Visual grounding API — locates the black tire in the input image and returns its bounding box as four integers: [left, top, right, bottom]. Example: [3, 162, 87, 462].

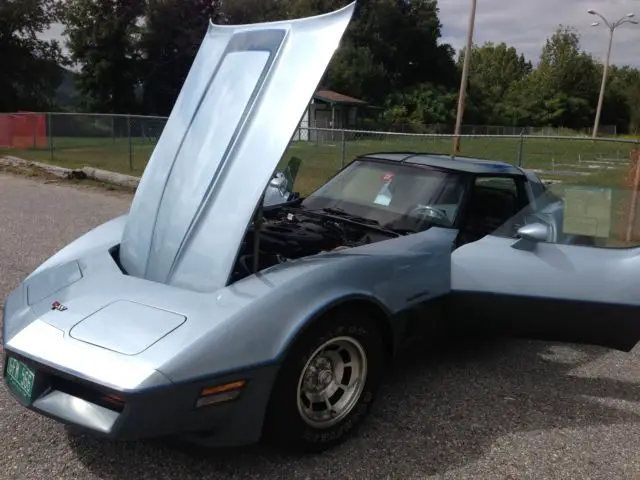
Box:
[262, 308, 385, 453]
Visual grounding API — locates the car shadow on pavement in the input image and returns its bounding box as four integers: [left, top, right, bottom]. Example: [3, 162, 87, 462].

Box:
[66, 336, 640, 479]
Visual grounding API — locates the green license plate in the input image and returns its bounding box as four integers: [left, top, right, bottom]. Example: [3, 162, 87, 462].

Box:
[6, 357, 36, 404]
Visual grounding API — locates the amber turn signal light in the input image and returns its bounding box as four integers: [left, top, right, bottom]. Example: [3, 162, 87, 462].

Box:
[196, 380, 246, 408]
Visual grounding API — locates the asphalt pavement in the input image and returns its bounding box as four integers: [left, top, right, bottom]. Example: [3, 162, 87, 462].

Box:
[1, 172, 640, 480]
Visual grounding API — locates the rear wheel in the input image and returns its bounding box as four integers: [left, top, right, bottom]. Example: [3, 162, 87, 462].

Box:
[263, 309, 385, 453]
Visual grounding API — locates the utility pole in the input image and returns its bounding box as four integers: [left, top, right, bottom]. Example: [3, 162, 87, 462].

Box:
[452, 0, 477, 154]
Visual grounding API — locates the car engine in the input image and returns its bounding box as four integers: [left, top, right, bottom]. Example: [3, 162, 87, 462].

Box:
[230, 207, 394, 282]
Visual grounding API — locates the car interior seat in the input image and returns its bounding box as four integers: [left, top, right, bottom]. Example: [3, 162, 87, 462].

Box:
[458, 186, 519, 244]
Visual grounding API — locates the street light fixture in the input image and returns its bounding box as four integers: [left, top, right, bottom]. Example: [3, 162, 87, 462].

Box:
[588, 9, 638, 138]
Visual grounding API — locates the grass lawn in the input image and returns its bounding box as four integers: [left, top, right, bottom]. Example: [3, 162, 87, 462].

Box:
[1, 134, 638, 195]
[3, 134, 640, 246]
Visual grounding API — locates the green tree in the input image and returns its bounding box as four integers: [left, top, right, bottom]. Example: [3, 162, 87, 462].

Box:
[599, 65, 640, 133]
[459, 42, 532, 124]
[0, 0, 64, 111]
[218, 0, 288, 23]
[58, 0, 145, 113]
[348, 0, 457, 101]
[287, 0, 457, 104]
[285, 0, 346, 17]
[500, 26, 599, 128]
[628, 82, 640, 134]
[319, 39, 388, 102]
[532, 25, 599, 127]
[383, 82, 458, 131]
[139, 0, 224, 116]
[538, 26, 598, 98]
[139, 0, 302, 116]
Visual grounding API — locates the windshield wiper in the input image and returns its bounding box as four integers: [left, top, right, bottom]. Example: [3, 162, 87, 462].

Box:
[316, 208, 402, 237]
[321, 208, 428, 236]
[320, 207, 379, 225]
[292, 206, 404, 237]
[321, 207, 349, 215]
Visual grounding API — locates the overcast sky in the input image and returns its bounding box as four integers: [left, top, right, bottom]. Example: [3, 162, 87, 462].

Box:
[40, 0, 640, 68]
[439, 0, 640, 67]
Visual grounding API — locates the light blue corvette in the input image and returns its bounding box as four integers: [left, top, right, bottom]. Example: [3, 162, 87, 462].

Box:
[4, 2, 640, 454]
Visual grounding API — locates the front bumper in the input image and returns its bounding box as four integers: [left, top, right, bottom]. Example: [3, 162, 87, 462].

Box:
[2, 350, 279, 447]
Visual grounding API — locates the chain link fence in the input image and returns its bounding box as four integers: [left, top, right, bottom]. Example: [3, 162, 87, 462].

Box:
[0, 112, 166, 175]
[290, 127, 639, 193]
[302, 118, 617, 136]
[0, 112, 637, 194]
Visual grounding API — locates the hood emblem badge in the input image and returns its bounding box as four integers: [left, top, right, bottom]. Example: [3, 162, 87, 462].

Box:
[51, 301, 68, 311]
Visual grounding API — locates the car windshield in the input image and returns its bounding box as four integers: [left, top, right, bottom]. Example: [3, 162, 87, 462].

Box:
[300, 159, 467, 232]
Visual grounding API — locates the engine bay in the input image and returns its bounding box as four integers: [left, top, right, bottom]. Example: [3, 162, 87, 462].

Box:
[230, 206, 400, 282]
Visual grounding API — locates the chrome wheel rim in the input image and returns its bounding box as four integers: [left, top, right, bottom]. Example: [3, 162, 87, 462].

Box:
[296, 336, 368, 429]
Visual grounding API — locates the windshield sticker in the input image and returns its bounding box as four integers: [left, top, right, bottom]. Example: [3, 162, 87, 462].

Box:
[562, 186, 612, 237]
[374, 177, 394, 206]
[381, 172, 395, 182]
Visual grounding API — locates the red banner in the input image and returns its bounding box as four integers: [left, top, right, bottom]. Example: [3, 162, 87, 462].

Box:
[0, 112, 47, 149]
[0, 115, 11, 148]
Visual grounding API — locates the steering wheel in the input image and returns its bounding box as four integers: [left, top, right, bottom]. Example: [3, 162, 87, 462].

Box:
[408, 205, 449, 225]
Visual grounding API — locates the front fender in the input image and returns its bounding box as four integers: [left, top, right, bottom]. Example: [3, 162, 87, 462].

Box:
[159, 227, 456, 383]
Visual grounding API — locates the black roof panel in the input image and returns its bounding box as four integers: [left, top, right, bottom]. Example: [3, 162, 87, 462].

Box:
[361, 152, 524, 176]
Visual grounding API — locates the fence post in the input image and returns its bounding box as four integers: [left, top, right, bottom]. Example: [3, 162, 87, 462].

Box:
[340, 129, 346, 169]
[32, 114, 37, 149]
[48, 113, 54, 162]
[517, 128, 524, 167]
[127, 115, 133, 171]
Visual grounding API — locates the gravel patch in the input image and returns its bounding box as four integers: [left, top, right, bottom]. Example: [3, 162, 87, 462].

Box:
[1, 172, 639, 479]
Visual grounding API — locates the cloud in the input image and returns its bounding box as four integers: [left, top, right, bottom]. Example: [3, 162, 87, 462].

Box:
[438, 0, 640, 67]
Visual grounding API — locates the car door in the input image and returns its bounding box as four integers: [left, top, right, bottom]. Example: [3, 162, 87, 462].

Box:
[450, 182, 640, 352]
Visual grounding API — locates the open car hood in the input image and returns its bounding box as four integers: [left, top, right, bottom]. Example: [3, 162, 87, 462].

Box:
[119, 3, 356, 292]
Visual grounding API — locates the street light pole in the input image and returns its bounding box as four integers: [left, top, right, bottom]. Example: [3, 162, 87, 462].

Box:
[592, 27, 614, 139]
[588, 10, 638, 138]
[452, 0, 477, 154]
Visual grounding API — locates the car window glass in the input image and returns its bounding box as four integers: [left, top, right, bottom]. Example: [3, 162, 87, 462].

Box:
[302, 160, 467, 231]
[474, 176, 518, 194]
[459, 176, 521, 243]
[490, 183, 640, 248]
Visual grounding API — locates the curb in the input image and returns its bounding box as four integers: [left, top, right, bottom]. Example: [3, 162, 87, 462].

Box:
[0, 156, 140, 189]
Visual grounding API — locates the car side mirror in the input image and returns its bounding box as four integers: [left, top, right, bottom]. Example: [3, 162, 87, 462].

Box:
[263, 172, 292, 207]
[511, 223, 549, 251]
[269, 175, 286, 189]
[518, 223, 548, 241]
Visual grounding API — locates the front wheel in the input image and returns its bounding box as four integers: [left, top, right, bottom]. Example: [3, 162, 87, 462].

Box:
[262, 310, 385, 453]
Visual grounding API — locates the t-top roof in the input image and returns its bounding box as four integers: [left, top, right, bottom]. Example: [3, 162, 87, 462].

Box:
[360, 152, 524, 176]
